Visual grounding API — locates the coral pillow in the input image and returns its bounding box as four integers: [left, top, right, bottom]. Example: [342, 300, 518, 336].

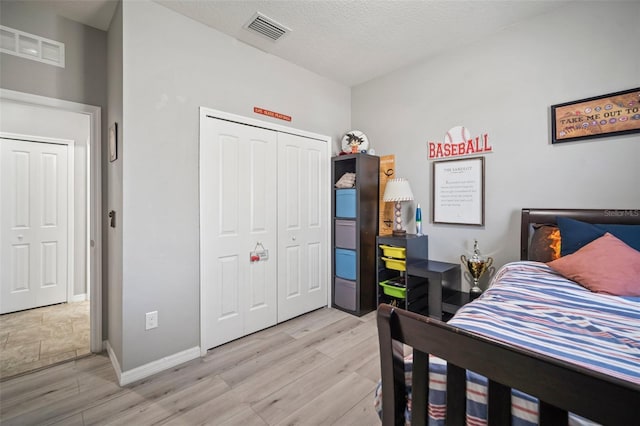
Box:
[547, 233, 640, 296]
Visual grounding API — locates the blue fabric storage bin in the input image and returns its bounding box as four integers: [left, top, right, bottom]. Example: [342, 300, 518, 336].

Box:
[335, 248, 356, 280]
[336, 189, 356, 218]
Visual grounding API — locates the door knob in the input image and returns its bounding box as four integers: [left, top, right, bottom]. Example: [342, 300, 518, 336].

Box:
[17, 235, 23, 240]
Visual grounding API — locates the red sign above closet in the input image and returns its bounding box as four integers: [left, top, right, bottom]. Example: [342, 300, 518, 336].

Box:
[254, 107, 291, 122]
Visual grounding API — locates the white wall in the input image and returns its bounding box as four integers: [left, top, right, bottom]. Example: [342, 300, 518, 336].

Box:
[352, 1, 640, 290]
[119, 0, 350, 371]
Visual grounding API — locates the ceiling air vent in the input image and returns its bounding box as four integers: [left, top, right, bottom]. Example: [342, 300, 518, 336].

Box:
[244, 12, 291, 42]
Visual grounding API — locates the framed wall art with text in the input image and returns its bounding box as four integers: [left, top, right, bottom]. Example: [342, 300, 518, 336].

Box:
[551, 88, 640, 144]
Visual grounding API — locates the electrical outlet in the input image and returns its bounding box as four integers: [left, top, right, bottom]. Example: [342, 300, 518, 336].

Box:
[145, 311, 158, 330]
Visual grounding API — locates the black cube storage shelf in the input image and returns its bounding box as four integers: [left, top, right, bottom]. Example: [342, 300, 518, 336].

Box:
[376, 234, 430, 316]
[331, 154, 380, 316]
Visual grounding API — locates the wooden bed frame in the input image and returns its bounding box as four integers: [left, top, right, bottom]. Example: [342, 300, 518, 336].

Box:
[377, 208, 640, 425]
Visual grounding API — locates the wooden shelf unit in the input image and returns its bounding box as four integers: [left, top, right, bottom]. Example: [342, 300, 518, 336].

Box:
[331, 154, 379, 316]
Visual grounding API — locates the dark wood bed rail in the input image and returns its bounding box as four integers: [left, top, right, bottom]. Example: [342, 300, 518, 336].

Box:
[377, 303, 640, 426]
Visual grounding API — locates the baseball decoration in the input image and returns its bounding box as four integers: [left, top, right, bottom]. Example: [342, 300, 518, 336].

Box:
[444, 126, 471, 145]
[428, 125, 493, 160]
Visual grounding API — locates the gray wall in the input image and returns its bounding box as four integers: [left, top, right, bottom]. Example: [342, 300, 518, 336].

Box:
[0, 1, 106, 109]
[118, 0, 350, 371]
[352, 0, 640, 290]
[106, 1, 123, 365]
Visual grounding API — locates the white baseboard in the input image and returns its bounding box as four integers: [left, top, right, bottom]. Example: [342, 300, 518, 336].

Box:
[104, 341, 123, 385]
[105, 344, 201, 386]
[69, 293, 87, 303]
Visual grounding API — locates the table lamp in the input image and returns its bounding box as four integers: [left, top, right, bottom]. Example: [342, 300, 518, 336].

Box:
[383, 178, 414, 236]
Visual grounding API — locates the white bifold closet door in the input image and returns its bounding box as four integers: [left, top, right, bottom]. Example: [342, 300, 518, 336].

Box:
[277, 132, 328, 322]
[1, 139, 68, 314]
[200, 115, 328, 350]
[201, 118, 279, 349]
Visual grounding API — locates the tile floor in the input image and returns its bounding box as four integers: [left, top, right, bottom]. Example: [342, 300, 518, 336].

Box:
[0, 301, 90, 379]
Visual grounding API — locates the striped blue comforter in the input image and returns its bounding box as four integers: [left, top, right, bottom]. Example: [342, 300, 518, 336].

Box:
[451, 261, 640, 385]
[375, 261, 640, 425]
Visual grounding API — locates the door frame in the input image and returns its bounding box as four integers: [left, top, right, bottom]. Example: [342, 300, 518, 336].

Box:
[0, 134, 75, 309]
[0, 89, 103, 353]
[198, 107, 332, 355]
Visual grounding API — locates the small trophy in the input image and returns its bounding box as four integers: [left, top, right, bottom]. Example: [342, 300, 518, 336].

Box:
[461, 239, 494, 299]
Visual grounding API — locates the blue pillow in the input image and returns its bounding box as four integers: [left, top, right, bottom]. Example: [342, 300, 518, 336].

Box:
[557, 217, 604, 256]
[599, 223, 640, 251]
[557, 217, 640, 256]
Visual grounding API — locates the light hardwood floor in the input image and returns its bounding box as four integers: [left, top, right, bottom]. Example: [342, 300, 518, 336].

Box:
[0, 307, 382, 425]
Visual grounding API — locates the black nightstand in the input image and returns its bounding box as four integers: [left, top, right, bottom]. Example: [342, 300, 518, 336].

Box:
[407, 259, 466, 320]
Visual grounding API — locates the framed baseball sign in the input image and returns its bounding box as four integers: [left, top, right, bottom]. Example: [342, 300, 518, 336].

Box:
[551, 88, 640, 144]
[432, 156, 485, 226]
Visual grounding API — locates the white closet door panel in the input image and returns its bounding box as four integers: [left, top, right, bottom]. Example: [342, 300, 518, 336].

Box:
[306, 242, 322, 292]
[201, 117, 277, 350]
[243, 133, 277, 335]
[218, 134, 240, 236]
[249, 139, 269, 233]
[8, 150, 32, 296]
[306, 149, 322, 228]
[202, 124, 244, 348]
[41, 153, 59, 226]
[1, 139, 68, 314]
[301, 147, 328, 307]
[212, 255, 244, 345]
[282, 145, 301, 230]
[34, 144, 68, 308]
[248, 262, 267, 309]
[219, 256, 240, 320]
[11, 244, 30, 291]
[244, 260, 273, 335]
[277, 133, 328, 322]
[41, 241, 58, 286]
[284, 245, 301, 298]
[14, 151, 30, 227]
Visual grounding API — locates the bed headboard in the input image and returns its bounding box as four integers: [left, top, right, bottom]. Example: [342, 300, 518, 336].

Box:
[520, 208, 640, 261]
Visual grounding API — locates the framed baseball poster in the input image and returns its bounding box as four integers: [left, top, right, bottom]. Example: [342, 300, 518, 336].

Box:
[551, 88, 640, 143]
[432, 156, 485, 226]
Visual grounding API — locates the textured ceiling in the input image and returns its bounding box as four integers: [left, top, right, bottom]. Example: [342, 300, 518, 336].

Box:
[43, 0, 573, 87]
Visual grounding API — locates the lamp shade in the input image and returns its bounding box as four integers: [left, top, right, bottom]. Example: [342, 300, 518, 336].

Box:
[383, 178, 414, 202]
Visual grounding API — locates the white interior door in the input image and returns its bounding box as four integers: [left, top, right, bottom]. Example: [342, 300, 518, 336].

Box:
[1, 138, 68, 314]
[200, 117, 278, 350]
[277, 132, 328, 322]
